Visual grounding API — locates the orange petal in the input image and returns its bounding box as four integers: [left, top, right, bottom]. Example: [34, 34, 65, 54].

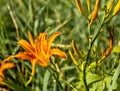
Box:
[35, 34, 42, 57]
[15, 52, 35, 61]
[18, 39, 35, 55]
[1, 63, 15, 72]
[2, 55, 14, 65]
[40, 33, 48, 57]
[37, 58, 50, 67]
[0, 62, 15, 78]
[50, 48, 67, 58]
[42, 33, 48, 53]
[28, 31, 35, 47]
[0, 79, 6, 85]
[0, 71, 4, 78]
[48, 32, 61, 50]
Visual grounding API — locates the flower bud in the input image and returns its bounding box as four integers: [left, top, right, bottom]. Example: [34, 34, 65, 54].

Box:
[107, 0, 114, 12]
[87, 0, 91, 14]
[75, 0, 87, 17]
[89, 0, 101, 26]
[112, 0, 120, 16]
[69, 50, 79, 66]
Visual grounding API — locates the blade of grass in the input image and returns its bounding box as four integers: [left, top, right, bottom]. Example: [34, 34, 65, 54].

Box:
[108, 63, 120, 91]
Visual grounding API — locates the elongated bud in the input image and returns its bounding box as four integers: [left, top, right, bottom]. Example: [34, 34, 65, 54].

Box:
[89, 0, 101, 26]
[75, 0, 87, 17]
[107, 0, 114, 12]
[87, 0, 91, 14]
[69, 50, 79, 66]
[112, 0, 120, 16]
[72, 40, 79, 57]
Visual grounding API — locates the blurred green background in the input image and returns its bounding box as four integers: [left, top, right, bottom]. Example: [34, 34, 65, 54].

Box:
[0, 0, 120, 91]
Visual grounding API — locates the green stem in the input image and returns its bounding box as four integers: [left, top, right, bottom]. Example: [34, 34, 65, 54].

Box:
[83, 17, 105, 91]
[48, 66, 63, 90]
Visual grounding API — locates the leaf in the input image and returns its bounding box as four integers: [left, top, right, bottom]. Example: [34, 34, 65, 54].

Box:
[112, 46, 120, 53]
[87, 73, 102, 85]
[108, 64, 120, 91]
[5, 81, 30, 91]
[43, 70, 50, 91]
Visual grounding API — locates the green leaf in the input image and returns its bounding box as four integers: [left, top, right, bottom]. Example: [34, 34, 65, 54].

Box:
[108, 64, 120, 91]
[5, 81, 30, 91]
[43, 70, 50, 91]
[87, 73, 102, 85]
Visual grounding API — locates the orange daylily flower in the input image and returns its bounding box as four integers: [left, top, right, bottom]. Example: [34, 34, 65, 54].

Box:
[14, 31, 66, 85]
[0, 56, 15, 85]
[15, 31, 66, 66]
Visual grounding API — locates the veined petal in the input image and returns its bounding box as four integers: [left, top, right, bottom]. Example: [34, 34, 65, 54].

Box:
[48, 32, 61, 50]
[18, 39, 35, 55]
[15, 52, 36, 61]
[41, 33, 48, 53]
[28, 31, 35, 47]
[35, 33, 42, 57]
[50, 48, 67, 58]
[40, 33, 48, 57]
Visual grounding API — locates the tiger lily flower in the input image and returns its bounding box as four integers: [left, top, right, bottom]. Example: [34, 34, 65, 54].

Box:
[0, 56, 15, 85]
[15, 31, 67, 86]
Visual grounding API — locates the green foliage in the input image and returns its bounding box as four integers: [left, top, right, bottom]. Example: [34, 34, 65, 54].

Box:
[0, 0, 120, 91]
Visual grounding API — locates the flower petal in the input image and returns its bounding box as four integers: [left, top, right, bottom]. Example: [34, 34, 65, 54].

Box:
[42, 33, 48, 53]
[0, 62, 15, 78]
[0, 78, 6, 85]
[48, 32, 61, 50]
[18, 39, 35, 55]
[37, 58, 50, 67]
[15, 52, 36, 61]
[40, 33, 48, 57]
[35, 33, 42, 57]
[1, 63, 15, 72]
[28, 31, 35, 47]
[50, 48, 67, 58]
[0, 55, 15, 78]
[2, 55, 14, 65]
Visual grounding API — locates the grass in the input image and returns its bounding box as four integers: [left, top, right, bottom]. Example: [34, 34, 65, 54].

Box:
[0, 0, 120, 91]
